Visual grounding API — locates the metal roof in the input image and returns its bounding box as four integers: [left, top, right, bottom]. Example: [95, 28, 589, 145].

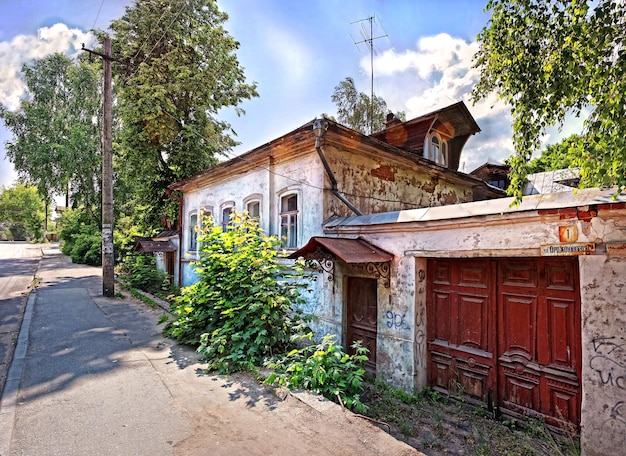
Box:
[325, 187, 626, 229]
[288, 237, 393, 264]
[135, 240, 176, 253]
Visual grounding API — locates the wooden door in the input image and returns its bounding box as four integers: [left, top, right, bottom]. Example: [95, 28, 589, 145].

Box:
[165, 251, 175, 277]
[346, 277, 378, 372]
[497, 258, 581, 427]
[427, 257, 581, 427]
[427, 259, 496, 407]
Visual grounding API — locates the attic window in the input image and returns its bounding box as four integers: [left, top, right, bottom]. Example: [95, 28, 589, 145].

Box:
[425, 132, 448, 167]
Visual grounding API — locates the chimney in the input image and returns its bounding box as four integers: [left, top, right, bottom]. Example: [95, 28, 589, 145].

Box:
[385, 112, 402, 128]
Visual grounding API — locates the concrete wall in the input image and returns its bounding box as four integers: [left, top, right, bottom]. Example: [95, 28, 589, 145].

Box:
[579, 255, 626, 456]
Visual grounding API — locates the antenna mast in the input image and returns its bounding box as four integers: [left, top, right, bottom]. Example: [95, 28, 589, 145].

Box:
[351, 15, 390, 133]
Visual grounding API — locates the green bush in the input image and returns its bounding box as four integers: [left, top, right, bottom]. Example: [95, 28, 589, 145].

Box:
[162, 210, 309, 373]
[265, 333, 369, 413]
[118, 253, 170, 293]
[70, 232, 102, 266]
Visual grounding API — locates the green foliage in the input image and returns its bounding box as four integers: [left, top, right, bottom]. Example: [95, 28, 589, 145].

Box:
[473, 0, 626, 202]
[163, 210, 308, 373]
[69, 232, 102, 266]
[109, 0, 258, 230]
[331, 77, 404, 134]
[265, 334, 369, 413]
[0, 53, 102, 212]
[0, 184, 46, 241]
[528, 135, 585, 174]
[117, 253, 170, 293]
[58, 207, 101, 264]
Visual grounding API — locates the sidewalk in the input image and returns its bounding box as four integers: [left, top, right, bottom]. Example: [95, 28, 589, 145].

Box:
[0, 249, 419, 456]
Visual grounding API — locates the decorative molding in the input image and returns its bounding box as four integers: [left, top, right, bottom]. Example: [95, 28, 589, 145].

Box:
[355, 262, 391, 287]
[304, 247, 335, 281]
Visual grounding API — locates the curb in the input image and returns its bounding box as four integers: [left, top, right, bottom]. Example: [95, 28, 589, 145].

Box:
[0, 290, 37, 456]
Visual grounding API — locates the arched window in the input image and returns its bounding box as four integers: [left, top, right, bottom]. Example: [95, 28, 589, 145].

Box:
[425, 132, 448, 167]
[188, 212, 198, 251]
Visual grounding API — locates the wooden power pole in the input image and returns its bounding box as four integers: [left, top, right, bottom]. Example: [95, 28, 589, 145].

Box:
[102, 36, 114, 297]
[82, 37, 115, 297]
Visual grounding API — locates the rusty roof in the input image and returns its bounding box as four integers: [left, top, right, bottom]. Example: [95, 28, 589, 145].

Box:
[288, 237, 393, 264]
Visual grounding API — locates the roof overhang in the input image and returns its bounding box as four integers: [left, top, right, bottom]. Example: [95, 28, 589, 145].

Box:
[135, 240, 176, 253]
[288, 237, 393, 287]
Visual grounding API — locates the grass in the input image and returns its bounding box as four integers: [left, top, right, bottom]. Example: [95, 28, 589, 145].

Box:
[361, 379, 581, 456]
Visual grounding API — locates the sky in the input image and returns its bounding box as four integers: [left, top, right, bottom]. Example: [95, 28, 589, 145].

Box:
[0, 0, 585, 191]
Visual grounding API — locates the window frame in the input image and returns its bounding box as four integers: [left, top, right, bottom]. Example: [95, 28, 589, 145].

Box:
[278, 191, 300, 249]
[219, 201, 235, 231]
[243, 194, 262, 222]
[425, 131, 448, 167]
[188, 211, 199, 252]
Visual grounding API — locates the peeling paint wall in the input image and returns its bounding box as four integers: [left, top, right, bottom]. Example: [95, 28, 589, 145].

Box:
[323, 144, 473, 219]
[579, 255, 626, 456]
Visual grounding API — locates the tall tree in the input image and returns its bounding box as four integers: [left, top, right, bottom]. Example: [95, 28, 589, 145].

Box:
[0, 184, 46, 240]
[527, 135, 584, 174]
[473, 0, 626, 201]
[331, 77, 401, 135]
[109, 0, 258, 230]
[0, 54, 102, 220]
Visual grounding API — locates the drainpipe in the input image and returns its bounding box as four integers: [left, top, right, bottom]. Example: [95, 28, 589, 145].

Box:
[165, 187, 184, 288]
[312, 118, 363, 216]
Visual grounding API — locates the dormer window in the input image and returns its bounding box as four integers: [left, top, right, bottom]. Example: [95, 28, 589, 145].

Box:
[424, 132, 448, 167]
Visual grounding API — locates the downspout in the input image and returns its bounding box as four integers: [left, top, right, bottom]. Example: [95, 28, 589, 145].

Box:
[165, 187, 184, 288]
[313, 119, 363, 216]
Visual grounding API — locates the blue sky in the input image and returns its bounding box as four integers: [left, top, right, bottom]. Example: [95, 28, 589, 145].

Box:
[0, 0, 583, 191]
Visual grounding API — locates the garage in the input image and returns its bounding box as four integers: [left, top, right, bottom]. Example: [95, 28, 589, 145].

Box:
[427, 257, 581, 428]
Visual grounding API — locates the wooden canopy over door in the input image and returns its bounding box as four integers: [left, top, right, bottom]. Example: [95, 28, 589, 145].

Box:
[427, 257, 581, 428]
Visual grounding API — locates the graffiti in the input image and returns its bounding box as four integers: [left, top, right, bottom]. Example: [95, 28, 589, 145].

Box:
[415, 306, 425, 327]
[386, 311, 410, 331]
[415, 329, 425, 367]
[590, 336, 626, 390]
[610, 401, 626, 425]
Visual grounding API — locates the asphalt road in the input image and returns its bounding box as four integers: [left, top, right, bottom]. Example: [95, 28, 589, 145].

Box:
[0, 242, 42, 397]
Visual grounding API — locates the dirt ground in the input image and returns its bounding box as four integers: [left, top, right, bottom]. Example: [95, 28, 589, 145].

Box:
[360, 380, 581, 456]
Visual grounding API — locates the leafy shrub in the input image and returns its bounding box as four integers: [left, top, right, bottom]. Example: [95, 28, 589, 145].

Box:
[70, 232, 102, 266]
[162, 210, 309, 373]
[265, 333, 369, 413]
[58, 207, 101, 264]
[118, 253, 170, 293]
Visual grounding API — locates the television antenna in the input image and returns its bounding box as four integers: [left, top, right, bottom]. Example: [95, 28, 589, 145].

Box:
[351, 15, 392, 133]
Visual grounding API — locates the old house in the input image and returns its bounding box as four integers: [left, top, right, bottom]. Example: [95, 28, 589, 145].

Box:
[165, 100, 625, 454]
[167, 101, 502, 287]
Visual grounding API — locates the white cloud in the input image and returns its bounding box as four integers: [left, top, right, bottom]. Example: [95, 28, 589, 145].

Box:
[0, 24, 95, 111]
[261, 26, 313, 90]
[363, 33, 516, 171]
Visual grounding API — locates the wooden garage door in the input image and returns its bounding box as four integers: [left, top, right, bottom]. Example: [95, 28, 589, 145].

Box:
[427, 258, 581, 427]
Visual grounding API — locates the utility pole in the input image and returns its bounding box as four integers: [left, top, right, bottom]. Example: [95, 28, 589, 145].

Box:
[82, 37, 114, 297]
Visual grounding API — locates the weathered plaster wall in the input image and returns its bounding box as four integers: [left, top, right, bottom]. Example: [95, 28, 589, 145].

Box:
[324, 145, 473, 220]
[328, 205, 626, 455]
[178, 152, 326, 286]
[579, 255, 626, 456]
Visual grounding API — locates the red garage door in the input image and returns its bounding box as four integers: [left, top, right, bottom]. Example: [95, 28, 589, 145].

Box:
[427, 257, 581, 427]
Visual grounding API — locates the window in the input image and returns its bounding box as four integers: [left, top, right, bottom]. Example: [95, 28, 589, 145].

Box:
[425, 132, 448, 167]
[189, 212, 198, 251]
[246, 200, 260, 220]
[221, 205, 234, 231]
[280, 194, 298, 249]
